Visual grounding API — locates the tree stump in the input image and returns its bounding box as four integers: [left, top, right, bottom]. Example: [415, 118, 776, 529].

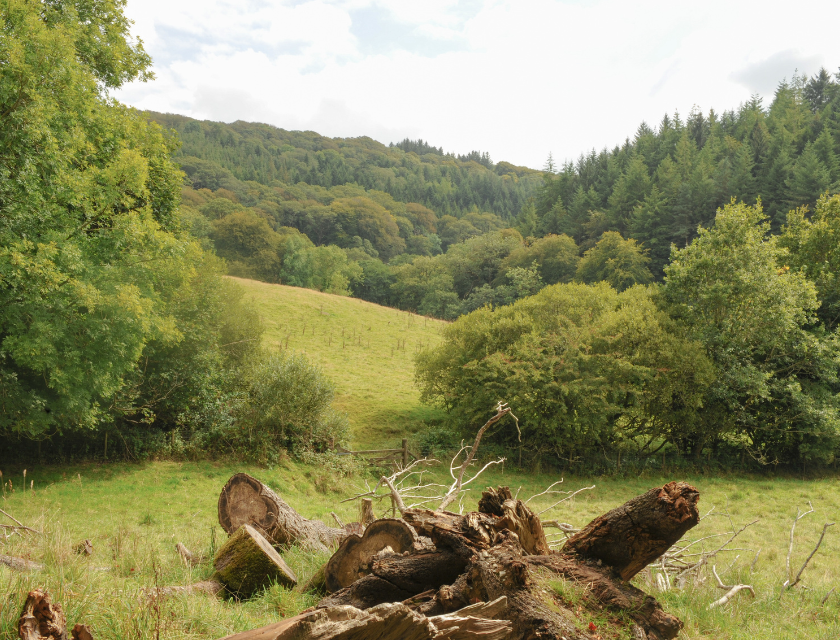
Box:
[359, 498, 375, 528]
[324, 518, 418, 593]
[218, 473, 345, 552]
[213, 524, 298, 598]
[17, 589, 66, 640]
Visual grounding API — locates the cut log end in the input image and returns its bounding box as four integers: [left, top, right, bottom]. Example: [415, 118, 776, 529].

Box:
[325, 518, 418, 593]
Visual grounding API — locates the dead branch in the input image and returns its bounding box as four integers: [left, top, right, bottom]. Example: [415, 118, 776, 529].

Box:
[708, 584, 755, 609]
[524, 479, 564, 505]
[175, 542, 205, 567]
[537, 485, 596, 516]
[438, 402, 517, 511]
[0, 508, 40, 535]
[783, 521, 835, 591]
[1, 555, 43, 572]
[820, 587, 835, 605]
[786, 502, 814, 578]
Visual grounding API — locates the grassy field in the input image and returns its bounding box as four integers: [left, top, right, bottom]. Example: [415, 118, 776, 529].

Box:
[2, 281, 840, 639]
[2, 461, 840, 639]
[231, 277, 448, 447]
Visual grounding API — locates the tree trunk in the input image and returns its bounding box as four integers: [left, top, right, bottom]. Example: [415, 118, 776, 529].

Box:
[218, 473, 345, 552]
[359, 498, 375, 528]
[561, 481, 700, 580]
[17, 590, 66, 640]
[212, 524, 298, 598]
[324, 518, 418, 593]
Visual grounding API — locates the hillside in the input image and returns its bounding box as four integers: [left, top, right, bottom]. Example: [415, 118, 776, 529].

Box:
[147, 111, 543, 220]
[233, 277, 448, 446]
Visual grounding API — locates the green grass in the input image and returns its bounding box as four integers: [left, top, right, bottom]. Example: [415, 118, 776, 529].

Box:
[2, 462, 840, 639]
[232, 277, 447, 447]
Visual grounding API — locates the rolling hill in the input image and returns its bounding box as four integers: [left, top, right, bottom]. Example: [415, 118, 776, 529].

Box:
[232, 277, 448, 447]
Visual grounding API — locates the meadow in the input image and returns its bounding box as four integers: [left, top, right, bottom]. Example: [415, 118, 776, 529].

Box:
[2, 280, 839, 639]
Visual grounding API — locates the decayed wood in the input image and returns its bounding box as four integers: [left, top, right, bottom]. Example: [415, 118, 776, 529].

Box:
[214, 601, 512, 640]
[2, 555, 44, 572]
[324, 518, 418, 593]
[218, 473, 345, 552]
[17, 589, 66, 640]
[70, 625, 94, 640]
[213, 524, 297, 598]
[477, 487, 549, 555]
[562, 481, 700, 581]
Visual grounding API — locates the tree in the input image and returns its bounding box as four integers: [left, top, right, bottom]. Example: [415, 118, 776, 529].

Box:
[576, 232, 653, 291]
[662, 200, 840, 462]
[500, 234, 580, 285]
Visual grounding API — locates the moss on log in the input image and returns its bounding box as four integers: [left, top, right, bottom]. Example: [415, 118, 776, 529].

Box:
[213, 524, 297, 598]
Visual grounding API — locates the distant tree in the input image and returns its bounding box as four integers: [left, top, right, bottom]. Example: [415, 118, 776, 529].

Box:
[576, 232, 653, 291]
[501, 234, 580, 285]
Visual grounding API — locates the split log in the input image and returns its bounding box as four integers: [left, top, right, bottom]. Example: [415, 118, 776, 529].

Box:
[213, 524, 298, 598]
[318, 483, 699, 640]
[17, 589, 66, 640]
[218, 473, 345, 552]
[561, 480, 700, 580]
[214, 601, 512, 640]
[324, 518, 418, 593]
[2, 555, 43, 572]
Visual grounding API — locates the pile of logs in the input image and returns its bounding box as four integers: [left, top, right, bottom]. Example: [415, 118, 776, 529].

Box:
[213, 473, 701, 640]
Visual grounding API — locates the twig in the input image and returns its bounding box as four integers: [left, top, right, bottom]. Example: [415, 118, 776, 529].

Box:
[0, 508, 40, 535]
[524, 479, 564, 505]
[750, 548, 761, 571]
[820, 587, 835, 605]
[330, 512, 345, 528]
[537, 485, 596, 516]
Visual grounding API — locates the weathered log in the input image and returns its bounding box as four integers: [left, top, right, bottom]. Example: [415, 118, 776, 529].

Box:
[2, 555, 43, 572]
[17, 590, 66, 640]
[317, 483, 699, 640]
[561, 480, 700, 581]
[359, 499, 375, 528]
[324, 518, 418, 593]
[218, 473, 345, 551]
[213, 524, 297, 597]
[214, 601, 513, 640]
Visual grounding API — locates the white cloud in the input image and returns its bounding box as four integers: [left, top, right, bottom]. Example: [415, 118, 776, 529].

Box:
[117, 0, 840, 169]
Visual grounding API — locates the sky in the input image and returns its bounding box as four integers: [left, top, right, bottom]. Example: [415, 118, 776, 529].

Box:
[116, 0, 840, 170]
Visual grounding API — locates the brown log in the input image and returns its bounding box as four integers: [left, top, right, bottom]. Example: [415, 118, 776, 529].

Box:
[17, 589, 66, 640]
[2, 555, 43, 572]
[70, 625, 93, 640]
[212, 524, 297, 598]
[478, 487, 549, 555]
[359, 498, 375, 528]
[214, 602, 512, 640]
[561, 480, 700, 580]
[218, 473, 344, 552]
[324, 518, 418, 593]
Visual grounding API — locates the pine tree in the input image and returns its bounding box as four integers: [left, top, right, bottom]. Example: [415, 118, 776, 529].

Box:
[785, 144, 832, 211]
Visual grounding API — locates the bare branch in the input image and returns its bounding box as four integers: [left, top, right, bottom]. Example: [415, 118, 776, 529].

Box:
[820, 587, 836, 606]
[708, 584, 755, 609]
[0, 508, 40, 535]
[786, 502, 814, 579]
[784, 522, 835, 591]
[524, 479, 565, 505]
[537, 485, 596, 516]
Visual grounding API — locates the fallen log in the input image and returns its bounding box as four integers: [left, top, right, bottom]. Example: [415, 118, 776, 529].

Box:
[17, 589, 66, 640]
[214, 601, 513, 640]
[2, 555, 43, 572]
[324, 518, 418, 593]
[318, 483, 699, 640]
[213, 524, 297, 598]
[219, 473, 346, 552]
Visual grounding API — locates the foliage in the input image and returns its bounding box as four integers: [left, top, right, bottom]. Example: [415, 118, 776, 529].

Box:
[415, 282, 713, 459]
[662, 200, 840, 462]
[576, 232, 654, 291]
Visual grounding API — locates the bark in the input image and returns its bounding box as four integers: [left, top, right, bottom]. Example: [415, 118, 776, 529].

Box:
[218, 473, 345, 552]
[214, 601, 512, 640]
[561, 481, 700, 581]
[324, 518, 418, 593]
[213, 524, 298, 598]
[17, 590, 66, 640]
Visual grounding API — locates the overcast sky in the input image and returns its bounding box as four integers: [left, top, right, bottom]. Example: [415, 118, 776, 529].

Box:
[116, 0, 840, 170]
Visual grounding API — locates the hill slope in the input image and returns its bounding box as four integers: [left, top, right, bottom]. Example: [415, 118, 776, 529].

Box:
[233, 277, 447, 446]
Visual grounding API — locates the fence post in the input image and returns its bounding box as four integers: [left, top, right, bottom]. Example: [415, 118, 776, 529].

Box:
[402, 438, 408, 467]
